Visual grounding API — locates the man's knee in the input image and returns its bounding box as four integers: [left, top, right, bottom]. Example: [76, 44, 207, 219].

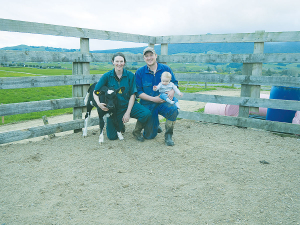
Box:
[165, 106, 178, 121]
[138, 108, 152, 124]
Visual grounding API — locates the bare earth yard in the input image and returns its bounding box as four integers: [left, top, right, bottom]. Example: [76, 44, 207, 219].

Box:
[1, 89, 299, 224]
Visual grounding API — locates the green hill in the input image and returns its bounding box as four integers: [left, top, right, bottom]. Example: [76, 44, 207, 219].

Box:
[2, 42, 300, 55]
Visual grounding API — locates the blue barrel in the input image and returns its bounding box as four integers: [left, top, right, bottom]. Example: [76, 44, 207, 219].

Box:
[266, 86, 300, 123]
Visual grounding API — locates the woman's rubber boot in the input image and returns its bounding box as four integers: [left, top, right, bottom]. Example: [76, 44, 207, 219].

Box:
[165, 120, 175, 146]
[132, 120, 145, 142]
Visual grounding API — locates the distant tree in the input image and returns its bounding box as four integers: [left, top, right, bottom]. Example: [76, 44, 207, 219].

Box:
[226, 63, 243, 69]
[287, 69, 298, 77]
[266, 69, 272, 76]
[217, 68, 224, 73]
[235, 69, 242, 75]
[280, 70, 288, 76]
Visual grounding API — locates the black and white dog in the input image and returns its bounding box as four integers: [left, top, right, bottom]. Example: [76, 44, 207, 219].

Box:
[83, 83, 125, 144]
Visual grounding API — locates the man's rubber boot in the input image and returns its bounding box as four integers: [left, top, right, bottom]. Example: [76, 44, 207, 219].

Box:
[132, 120, 145, 142]
[157, 125, 163, 133]
[165, 120, 175, 146]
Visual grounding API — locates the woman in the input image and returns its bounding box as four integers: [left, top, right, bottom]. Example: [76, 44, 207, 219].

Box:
[93, 52, 151, 141]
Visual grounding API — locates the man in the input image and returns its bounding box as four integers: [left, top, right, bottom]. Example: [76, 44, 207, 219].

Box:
[134, 47, 179, 146]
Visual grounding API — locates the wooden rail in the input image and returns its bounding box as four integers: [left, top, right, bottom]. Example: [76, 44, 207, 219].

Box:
[0, 19, 155, 43]
[1, 74, 300, 90]
[2, 19, 300, 43]
[0, 18, 299, 144]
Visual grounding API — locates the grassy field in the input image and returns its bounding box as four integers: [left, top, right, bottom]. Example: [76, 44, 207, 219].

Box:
[1, 66, 235, 125]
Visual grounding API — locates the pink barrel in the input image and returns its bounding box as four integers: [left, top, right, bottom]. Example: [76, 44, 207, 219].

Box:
[249, 94, 269, 116]
[204, 103, 239, 117]
[204, 94, 269, 117]
[292, 111, 300, 125]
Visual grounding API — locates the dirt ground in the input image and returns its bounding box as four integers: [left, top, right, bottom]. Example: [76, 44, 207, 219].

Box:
[1, 89, 300, 224]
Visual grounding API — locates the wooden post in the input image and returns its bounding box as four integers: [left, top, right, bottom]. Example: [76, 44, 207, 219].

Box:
[80, 38, 90, 113]
[250, 31, 264, 114]
[239, 63, 253, 117]
[42, 116, 55, 139]
[239, 30, 264, 118]
[72, 38, 90, 133]
[160, 43, 168, 65]
[148, 43, 155, 48]
[1, 103, 4, 124]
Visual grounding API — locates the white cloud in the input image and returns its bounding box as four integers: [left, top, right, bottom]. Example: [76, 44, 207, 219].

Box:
[1, 0, 300, 50]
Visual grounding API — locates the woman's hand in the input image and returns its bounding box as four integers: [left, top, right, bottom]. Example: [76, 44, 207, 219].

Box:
[93, 91, 109, 111]
[122, 111, 131, 123]
[98, 103, 109, 111]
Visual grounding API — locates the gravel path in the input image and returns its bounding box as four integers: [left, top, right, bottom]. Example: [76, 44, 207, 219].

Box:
[1, 89, 299, 224]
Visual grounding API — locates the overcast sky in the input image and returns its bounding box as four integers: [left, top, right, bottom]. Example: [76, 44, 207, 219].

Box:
[0, 0, 299, 50]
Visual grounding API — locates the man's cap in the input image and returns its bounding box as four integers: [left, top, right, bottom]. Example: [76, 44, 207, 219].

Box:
[143, 47, 156, 55]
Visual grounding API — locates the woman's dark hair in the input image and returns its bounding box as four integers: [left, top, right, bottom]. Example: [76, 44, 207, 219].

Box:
[112, 52, 126, 63]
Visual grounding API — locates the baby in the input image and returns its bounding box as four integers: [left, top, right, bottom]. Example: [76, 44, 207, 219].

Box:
[153, 71, 183, 109]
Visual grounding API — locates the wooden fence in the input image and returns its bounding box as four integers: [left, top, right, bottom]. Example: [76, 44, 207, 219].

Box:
[0, 18, 300, 144]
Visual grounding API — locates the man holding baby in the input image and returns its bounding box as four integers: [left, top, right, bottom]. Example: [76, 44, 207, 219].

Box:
[134, 47, 181, 146]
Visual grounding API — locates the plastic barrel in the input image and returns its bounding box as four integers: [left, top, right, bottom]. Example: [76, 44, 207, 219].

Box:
[266, 86, 300, 123]
[204, 103, 239, 117]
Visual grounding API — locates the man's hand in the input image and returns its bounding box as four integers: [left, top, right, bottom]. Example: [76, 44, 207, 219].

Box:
[152, 96, 165, 103]
[167, 89, 175, 100]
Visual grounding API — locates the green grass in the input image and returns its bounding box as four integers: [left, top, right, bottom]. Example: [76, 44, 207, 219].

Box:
[0, 86, 73, 125]
[0, 67, 111, 77]
[0, 86, 72, 104]
[195, 108, 205, 113]
[179, 86, 217, 93]
[0, 67, 72, 77]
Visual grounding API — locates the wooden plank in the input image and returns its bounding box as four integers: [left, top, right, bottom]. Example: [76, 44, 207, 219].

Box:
[1, 93, 299, 117]
[178, 111, 300, 135]
[175, 74, 300, 87]
[178, 93, 300, 111]
[1, 51, 300, 63]
[156, 31, 300, 44]
[0, 117, 99, 144]
[0, 97, 84, 116]
[0, 75, 101, 89]
[157, 53, 300, 64]
[1, 19, 300, 44]
[1, 74, 299, 90]
[0, 18, 155, 43]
